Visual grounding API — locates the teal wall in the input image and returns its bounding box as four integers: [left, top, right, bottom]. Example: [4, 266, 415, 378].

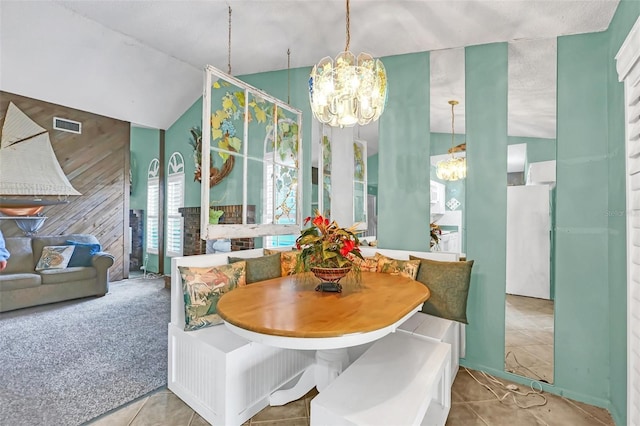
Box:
[507, 135, 556, 164]
[462, 42, 508, 373]
[130, 127, 160, 210]
[130, 126, 160, 273]
[367, 153, 378, 186]
[431, 132, 466, 156]
[166, 97, 204, 208]
[556, 30, 610, 406]
[378, 52, 431, 250]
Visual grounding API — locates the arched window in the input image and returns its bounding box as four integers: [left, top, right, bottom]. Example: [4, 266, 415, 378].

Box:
[166, 152, 185, 257]
[146, 158, 160, 254]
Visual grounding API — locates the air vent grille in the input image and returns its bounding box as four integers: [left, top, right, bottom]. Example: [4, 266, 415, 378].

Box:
[53, 117, 82, 134]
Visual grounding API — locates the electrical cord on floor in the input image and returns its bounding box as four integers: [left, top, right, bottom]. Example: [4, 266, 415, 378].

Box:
[143, 272, 163, 279]
[463, 366, 548, 409]
[505, 351, 547, 383]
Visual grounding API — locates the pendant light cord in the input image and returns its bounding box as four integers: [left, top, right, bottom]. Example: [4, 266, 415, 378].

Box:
[451, 102, 455, 155]
[345, 0, 351, 52]
[287, 48, 291, 104]
[449, 100, 458, 157]
[228, 6, 232, 75]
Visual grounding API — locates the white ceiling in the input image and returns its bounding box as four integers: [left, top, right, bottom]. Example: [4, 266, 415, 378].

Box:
[0, 0, 619, 155]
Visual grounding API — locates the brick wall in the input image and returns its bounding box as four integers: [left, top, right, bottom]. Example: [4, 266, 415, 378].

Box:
[179, 205, 255, 255]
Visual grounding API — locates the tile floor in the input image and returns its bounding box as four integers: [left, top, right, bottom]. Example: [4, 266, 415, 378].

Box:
[505, 294, 554, 384]
[88, 367, 614, 426]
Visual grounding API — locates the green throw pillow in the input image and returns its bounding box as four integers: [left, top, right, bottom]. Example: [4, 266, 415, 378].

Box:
[229, 253, 281, 284]
[264, 248, 300, 276]
[178, 262, 247, 331]
[410, 255, 474, 324]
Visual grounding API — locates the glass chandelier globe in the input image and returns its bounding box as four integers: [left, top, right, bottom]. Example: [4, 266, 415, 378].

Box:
[308, 0, 387, 127]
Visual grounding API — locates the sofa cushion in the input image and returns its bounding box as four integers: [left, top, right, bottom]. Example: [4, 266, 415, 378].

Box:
[35, 246, 75, 271]
[376, 254, 421, 279]
[65, 240, 102, 267]
[410, 256, 474, 324]
[1, 237, 34, 274]
[178, 261, 247, 331]
[0, 273, 41, 290]
[351, 253, 380, 272]
[228, 253, 281, 284]
[40, 267, 97, 284]
[263, 249, 301, 276]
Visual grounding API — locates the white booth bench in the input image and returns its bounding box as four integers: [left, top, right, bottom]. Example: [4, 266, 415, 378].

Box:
[169, 247, 464, 426]
[169, 249, 315, 426]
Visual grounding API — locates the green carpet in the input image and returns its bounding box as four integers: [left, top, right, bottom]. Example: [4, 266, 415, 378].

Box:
[0, 277, 170, 426]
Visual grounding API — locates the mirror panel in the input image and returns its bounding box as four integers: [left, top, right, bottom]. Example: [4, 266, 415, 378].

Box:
[505, 38, 557, 385]
[429, 47, 466, 254]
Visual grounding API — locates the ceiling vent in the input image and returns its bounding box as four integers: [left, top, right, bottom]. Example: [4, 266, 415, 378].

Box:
[53, 117, 82, 134]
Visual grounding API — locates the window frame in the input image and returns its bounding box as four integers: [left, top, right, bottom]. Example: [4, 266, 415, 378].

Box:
[200, 65, 303, 239]
[166, 152, 185, 258]
[146, 158, 160, 255]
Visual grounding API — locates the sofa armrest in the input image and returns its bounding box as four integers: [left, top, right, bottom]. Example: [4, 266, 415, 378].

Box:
[91, 252, 115, 294]
[92, 252, 115, 270]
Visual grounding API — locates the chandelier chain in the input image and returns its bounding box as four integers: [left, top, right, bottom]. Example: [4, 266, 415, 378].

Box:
[345, 0, 351, 52]
[451, 101, 455, 154]
[228, 6, 232, 75]
[287, 48, 291, 104]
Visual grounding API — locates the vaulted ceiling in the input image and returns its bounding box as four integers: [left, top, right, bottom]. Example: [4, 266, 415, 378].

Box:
[0, 0, 619, 147]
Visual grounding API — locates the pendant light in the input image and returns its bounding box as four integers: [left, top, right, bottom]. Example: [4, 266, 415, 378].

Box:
[436, 100, 467, 181]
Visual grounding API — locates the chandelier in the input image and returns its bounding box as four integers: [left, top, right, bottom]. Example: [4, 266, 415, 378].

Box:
[308, 0, 387, 127]
[436, 100, 467, 181]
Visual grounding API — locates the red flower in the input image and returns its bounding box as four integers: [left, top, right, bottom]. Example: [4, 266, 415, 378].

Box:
[304, 216, 312, 225]
[313, 215, 325, 228]
[340, 239, 356, 257]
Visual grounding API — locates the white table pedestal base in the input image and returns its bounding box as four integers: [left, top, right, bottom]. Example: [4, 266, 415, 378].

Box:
[269, 348, 349, 406]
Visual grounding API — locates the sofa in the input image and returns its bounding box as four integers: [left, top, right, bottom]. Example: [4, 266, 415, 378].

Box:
[0, 234, 115, 313]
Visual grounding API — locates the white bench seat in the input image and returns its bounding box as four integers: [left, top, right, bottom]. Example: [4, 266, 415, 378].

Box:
[169, 250, 315, 426]
[311, 332, 451, 426]
[398, 312, 464, 383]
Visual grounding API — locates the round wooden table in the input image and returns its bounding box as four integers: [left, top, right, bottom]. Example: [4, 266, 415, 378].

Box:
[217, 271, 430, 405]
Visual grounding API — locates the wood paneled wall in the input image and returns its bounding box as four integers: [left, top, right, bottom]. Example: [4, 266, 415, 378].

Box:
[0, 92, 130, 281]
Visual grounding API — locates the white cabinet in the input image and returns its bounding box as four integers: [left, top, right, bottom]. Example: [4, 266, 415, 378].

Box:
[439, 232, 459, 253]
[430, 180, 446, 215]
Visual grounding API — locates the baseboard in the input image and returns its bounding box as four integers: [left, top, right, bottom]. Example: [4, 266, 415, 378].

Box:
[459, 359, 611, 410]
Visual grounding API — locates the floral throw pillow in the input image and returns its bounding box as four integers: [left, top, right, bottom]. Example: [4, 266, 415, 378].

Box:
[376, 254, 421, 280]
[178, 262, 247, 331]
[35, 245, 76, 271]
[264, 249, 301, 276]
[352, 253, 380, 272]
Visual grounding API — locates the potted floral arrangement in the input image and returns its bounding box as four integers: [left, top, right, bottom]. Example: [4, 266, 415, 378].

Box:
[430, 222, 442, 249]
[296, 211, 364, 292]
